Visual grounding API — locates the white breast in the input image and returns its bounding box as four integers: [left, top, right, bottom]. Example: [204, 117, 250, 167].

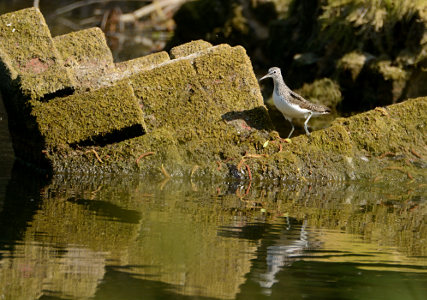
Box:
[273, 90, 311, 120]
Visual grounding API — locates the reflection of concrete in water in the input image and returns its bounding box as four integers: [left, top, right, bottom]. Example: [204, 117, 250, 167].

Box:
[257, 219, 320, 293]
[0, 243, 106, 299]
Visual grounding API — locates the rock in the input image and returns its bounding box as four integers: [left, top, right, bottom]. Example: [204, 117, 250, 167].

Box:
[296, 78, 342, 110]
[337, 51, 373, 82]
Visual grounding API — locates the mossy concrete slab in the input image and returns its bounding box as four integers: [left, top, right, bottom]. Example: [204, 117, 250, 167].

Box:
[31, 82, 145, 147]
[46, 97, 426, 183]
[0, 7, 74, 100]
[45, 43, 274, 176]
[115, 51, 170, 75]
[170, 39, 213, 58]
[100, 51, 171, 87]
[53, 27, 115, 91]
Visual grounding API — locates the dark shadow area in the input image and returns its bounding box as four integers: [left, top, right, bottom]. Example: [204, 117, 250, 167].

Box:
[0, 162, 50, 255]
[38, 86, 75, 102]
[221, 106, 274, 132]
[70, 123, 145, 148]
[94, 267, 219, 300]
[218, 222, 272, 241]
[67, 197, 141, 224]
[237, 260, 427, 300]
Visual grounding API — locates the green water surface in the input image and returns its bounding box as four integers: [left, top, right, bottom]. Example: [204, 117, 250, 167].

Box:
[0, 166, 425, 300]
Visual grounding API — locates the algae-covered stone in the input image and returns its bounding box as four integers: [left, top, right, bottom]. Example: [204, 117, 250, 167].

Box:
[370, 59, 408, 103]
[114, 51, 170, 79]
[170, 40, 213, 58]
[32, 82, 145, 147]
[296, 78, 342, 109]
[53, 27, 114, 90]
[0, 7, 74, 99]
[45, 43, 274, 176]
[337, 51, 372, 81]
[129, 58, 197, 132]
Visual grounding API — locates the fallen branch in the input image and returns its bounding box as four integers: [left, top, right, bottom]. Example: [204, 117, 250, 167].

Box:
[120, 0, 187, 23]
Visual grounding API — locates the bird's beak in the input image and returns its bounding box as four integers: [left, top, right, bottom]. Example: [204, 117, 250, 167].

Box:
[259, 74, 270, 81]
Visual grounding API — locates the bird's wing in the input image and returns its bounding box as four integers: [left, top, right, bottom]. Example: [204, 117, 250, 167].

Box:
[289, 90, 310, 104]
[289, 89, 330, 112]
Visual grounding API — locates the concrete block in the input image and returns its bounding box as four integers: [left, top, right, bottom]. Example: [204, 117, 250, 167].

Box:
[32, 82, 145, 146]
[0, 8, 74, 100]
[170, 40, 213, 58]
[53, 27, 115, 91]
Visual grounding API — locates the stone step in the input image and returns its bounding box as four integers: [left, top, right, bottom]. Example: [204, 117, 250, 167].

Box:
[31, 82, 145, 147]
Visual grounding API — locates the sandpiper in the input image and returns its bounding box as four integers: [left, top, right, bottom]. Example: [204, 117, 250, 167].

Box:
[260, 67, 330, 138]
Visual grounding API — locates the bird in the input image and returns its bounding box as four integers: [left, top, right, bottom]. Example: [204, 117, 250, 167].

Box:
[260, 67, 331, 138]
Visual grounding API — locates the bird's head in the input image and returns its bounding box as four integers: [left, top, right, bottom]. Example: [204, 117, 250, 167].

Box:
[259, 67, 282, 81]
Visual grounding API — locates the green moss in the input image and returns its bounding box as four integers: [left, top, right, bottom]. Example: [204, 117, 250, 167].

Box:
[337, 51, 370, 81]
[335, 97, 426, 155]
[54, 27, 113, 65]
[309, 125, 353, 155]
[0, 7, 74, 99]
[129, 58, 197, 132]
[372, 60, 408, 81]
[46, 44, 274, 178]
[31, 82, 145, 147]
[170, 40, 213, 58]
[53, 27, 114, 90]
[115, 51, 170, 74]
[296, 78, 342, 109]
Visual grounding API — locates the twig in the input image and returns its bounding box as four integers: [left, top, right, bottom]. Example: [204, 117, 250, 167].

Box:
[54, 0, 115, 16]
[86, 149, 103, 163]
[237, 158, 245, 171]
[375, 107, 389, 116]
[244, 153, 269, 159]
[136, 151, 155, 165]
[383, 166, 407, 174]
[378, 152, 395, 159]
[120, 0, 187, 23]
[33, 0, 40, 8]
[160, 164, 170, 178]
[190, 165, 200, 177]
[245, 164, 252, 181]
[410, 148, 422, 159]
[237, 153, 268, 171]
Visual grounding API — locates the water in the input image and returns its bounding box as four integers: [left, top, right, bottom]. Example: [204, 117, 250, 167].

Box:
[0, 162, 425, 299]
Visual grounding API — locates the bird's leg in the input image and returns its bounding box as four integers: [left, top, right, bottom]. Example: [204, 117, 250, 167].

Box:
[286, 120, 294, 139]
[304, 112, 313, 136]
